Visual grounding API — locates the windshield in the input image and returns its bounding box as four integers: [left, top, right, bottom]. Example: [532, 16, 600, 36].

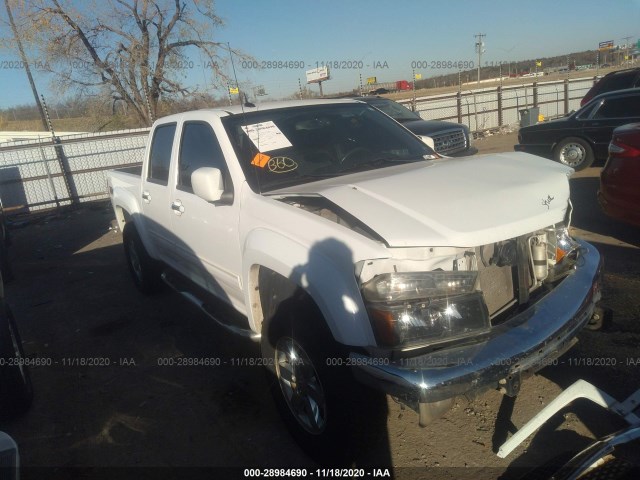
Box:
[222, 103, 436, 193]
[365, 98, 422, 122]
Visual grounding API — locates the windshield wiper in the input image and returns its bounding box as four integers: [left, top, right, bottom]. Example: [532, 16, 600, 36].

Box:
[340, 155, 423, 173]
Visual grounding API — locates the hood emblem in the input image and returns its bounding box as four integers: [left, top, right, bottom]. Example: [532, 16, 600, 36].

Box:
[542, 195, 554, 210]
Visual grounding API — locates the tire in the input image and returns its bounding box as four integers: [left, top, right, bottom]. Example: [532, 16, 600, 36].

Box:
[553, 137, 595, 170]
[262, 294, 387, 465]
[122, 223, 162, 294]
[0, 304, 34, 419]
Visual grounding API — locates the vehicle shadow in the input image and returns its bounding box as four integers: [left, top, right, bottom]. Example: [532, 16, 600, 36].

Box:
[6, 207, 397, 474]
[284, 238, 394, 472]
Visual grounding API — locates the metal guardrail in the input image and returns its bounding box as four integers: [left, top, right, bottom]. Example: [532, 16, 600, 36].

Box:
[399, 77, 596, 134]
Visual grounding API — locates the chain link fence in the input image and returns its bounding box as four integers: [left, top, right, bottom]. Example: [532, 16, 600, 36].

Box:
[0, 128, 149, 213]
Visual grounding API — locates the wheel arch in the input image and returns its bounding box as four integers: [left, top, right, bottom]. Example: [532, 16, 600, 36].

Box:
[242, 230, 376, 347]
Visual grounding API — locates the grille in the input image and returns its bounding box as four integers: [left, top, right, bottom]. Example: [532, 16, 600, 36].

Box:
[432, 128, 467, 155]
[477, 260, 516, 317]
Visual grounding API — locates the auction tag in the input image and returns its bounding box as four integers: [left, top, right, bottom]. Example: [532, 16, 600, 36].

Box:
[242, 121, 293, 152]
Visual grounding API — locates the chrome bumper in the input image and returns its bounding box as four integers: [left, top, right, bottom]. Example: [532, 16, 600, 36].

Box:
[351, 239, 602, 425]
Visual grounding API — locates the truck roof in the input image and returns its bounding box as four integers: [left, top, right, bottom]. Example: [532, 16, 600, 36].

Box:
[208, 98, 361, 115]
[153, 99, 364, 125]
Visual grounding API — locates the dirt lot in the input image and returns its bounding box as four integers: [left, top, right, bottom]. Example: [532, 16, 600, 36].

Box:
[2, 133, 640, 479]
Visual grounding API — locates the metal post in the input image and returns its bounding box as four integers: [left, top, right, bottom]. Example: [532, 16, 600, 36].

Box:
[533, 82, 538, 107]
[412, 69, 416, 111]
[564, 78, 569, 115]
[37, 136, 60, 211]
[497, 85, 503, 127]
[298, 78, 304, 99]
[456, 90, 462, 124]
[41, 95, 76, 205]
[318, 81, 323, 97]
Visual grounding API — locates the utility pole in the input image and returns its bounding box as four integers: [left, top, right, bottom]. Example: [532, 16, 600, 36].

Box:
[4, 0, 48, 131]
[622, 35, 633, 66]
[474, 33, 486, 85]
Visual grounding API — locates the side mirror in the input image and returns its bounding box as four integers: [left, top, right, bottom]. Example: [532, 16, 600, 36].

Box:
[192, 167, 224, 202]
[418, 135, 435, 150]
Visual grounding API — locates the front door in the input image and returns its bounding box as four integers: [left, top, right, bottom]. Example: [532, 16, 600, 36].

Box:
[169, 120, 245, 312]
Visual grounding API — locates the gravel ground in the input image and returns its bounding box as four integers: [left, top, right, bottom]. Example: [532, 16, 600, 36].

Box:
[1, 132, 639, 480]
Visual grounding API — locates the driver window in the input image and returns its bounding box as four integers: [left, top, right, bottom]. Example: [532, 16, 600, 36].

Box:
[178, 122, 227, 190]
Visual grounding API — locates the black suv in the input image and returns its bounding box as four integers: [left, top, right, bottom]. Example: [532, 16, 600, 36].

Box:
[355, 97, 475, 156]
[581, 67, 640, 106]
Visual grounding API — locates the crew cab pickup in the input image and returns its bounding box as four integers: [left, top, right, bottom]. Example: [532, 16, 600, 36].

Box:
[108, 99, 602, 459]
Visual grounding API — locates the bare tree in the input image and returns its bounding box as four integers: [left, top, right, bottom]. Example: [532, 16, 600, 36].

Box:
[15, 0, 247, 125]
[3, 0, 48, 130]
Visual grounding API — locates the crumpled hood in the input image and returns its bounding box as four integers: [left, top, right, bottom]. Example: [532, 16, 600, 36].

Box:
[272, 152, 574, 247]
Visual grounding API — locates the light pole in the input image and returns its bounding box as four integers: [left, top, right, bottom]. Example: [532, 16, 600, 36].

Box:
[474, 33, 486, 85]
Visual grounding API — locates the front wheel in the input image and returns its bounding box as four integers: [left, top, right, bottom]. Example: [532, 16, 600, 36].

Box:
[263, 296, 387, 464]
[553, 137, 594, 170]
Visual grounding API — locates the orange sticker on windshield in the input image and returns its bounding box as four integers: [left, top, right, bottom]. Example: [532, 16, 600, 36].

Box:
[251, 152, 271, 168]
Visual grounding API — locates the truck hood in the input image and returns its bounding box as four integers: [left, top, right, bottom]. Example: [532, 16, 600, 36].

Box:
[271, 152, 573, 247]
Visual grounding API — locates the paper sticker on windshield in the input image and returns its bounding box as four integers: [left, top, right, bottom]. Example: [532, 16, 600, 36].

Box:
[242, 121, 292, 152]
[267, 157, 298, 173]
[251, 152, 271, 167]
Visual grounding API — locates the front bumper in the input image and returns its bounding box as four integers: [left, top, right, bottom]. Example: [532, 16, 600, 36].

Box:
[351, 239, 602, 424]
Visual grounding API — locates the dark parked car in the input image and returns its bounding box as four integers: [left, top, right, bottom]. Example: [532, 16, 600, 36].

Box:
[598, 122, 640, 226]
[0, 200, 13, 283]
[515, 88, 640, 170]
[581, 67, 640, 106]
[0, 270, 33, 419]
[356, 96, 475, 156]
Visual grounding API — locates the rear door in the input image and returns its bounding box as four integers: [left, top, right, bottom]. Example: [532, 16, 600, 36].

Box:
[582, 93, 640, 158]
[140, 122, 180, 265]
[169, 120, 244, 311]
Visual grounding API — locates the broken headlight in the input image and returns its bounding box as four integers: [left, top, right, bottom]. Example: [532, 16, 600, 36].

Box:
[362, 271, 490, 349]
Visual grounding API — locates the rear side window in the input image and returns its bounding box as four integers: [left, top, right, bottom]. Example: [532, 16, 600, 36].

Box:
[593, 95, 640, 119]
[178, 122, 227, 190]
[148, 123, 177, 184]
[598, 71, 638, 93]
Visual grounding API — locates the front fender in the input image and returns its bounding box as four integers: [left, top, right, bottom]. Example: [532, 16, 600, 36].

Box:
[242, 228, 376, 347]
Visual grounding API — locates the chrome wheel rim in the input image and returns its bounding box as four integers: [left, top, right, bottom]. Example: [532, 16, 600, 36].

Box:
[127, 240, 143, 282]
[275, 337, 327, 434]
[558, 142, 586, 168]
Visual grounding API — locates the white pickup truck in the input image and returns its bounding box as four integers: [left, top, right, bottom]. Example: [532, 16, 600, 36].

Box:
[108, 99, 602, 459]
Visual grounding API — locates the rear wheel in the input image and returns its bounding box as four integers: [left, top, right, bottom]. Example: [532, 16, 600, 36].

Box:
[553, 137, 594, 170]
[0, 305, 33, 419]
[122, 223, 162, 294]
[262, 294, 387, 464]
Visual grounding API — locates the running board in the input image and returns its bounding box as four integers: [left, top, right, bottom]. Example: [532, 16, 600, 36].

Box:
[161, 272, 261, 342]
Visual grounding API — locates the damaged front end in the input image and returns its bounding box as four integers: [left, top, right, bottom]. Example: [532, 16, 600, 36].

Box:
[351, 218, 601, 427]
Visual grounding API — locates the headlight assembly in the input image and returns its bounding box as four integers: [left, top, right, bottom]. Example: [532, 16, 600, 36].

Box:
[362, 271, 490, 349]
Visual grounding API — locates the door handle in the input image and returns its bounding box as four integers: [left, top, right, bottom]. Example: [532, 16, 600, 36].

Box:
[142, 191, 151, 203]
[171, 200, 185, 215]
